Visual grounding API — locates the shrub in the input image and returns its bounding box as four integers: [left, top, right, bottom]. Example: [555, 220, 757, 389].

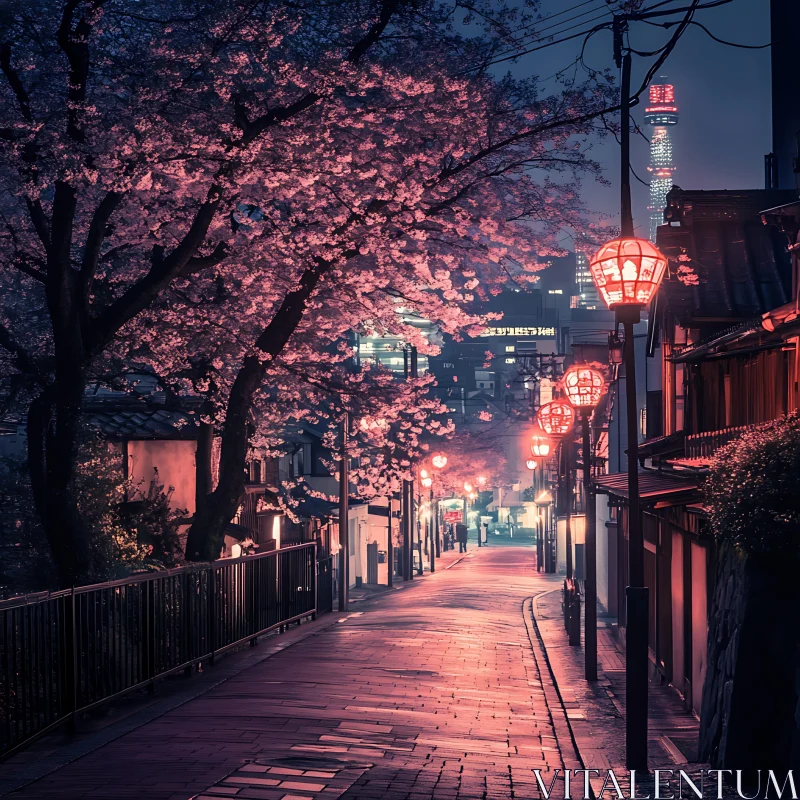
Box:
[707, 413, 800, 555]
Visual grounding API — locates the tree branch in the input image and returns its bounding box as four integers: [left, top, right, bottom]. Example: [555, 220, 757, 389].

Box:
[87, 186, 223, 353]
[81, 190, 125, 310]
[235, 0, 403, 144]
[0, 42, 33, 122]
[25, 198, 51, 251]
[57, 0, 109, 142]
[0, 321, 36, 374]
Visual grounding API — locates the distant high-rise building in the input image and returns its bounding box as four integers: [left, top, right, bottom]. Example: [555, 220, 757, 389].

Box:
[575, 252, 599, 309]
[645, 80, 679, 241]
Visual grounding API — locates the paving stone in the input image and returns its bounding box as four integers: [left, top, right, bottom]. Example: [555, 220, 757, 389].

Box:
[7, 548, 580, 800]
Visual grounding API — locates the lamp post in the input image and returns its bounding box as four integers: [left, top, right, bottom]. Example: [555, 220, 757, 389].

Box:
[535, 401, 575, 576]
[530, 435, 553, 570]
[338, 412, 349, 612]
[534, 490, 554, 573]
[564, 364, 607, 681]
[430, 453, 447, 565]
[589, 204, 668, 769]
[535, 400, 579, 645]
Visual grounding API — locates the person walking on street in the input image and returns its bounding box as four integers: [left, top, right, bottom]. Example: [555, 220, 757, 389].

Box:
[456, 522, 468, 553]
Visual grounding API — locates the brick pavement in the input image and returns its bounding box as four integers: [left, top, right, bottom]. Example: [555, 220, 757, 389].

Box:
[6, 547, 575, 800]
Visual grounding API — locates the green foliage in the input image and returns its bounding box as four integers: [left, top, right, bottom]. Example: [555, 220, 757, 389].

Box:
[75, 434, 186, 578]
[0, 432, 185, 594]
[707, 413, 800, 555]
[0, 453, 57, 597]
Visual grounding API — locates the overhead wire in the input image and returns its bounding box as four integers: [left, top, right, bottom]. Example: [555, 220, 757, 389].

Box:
[473, 10, 615, 71]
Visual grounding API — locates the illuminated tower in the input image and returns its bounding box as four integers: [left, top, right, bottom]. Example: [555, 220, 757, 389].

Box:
[645, 80, 679, 241]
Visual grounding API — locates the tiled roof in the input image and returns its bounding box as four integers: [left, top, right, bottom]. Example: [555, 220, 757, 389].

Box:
[84, 397, 203, 439]
[594, 470, 701, 503]
[657, 189, 794, 323]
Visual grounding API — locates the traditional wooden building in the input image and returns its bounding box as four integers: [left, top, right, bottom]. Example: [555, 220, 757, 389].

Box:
[594, 187, 797, 715]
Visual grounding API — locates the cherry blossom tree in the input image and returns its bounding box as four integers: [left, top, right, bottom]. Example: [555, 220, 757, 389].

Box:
[0, 0, 615, 583]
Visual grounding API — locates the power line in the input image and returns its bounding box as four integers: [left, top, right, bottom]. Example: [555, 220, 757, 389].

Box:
[501, 0, 609, 49]
[503, 0, 606, 40]
[459, 17, 613, 74]
[476, 8, 614, 69]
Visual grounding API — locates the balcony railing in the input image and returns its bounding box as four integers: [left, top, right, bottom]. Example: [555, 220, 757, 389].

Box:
[685, 425, 753, 458]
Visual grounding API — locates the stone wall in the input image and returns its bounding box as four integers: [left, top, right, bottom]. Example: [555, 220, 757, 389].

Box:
[699, 540, 800, 771]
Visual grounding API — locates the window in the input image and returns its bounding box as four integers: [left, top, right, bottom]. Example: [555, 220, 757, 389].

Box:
[505, 358, 515, 364]
[505, 345, 515, 353]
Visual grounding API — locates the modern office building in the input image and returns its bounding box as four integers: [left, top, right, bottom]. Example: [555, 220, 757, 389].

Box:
[575, 252, 600, 309]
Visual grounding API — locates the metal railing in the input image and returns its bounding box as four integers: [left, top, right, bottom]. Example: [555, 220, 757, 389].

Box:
[685, 425, 753, 458]
[0, 543, 318, 759]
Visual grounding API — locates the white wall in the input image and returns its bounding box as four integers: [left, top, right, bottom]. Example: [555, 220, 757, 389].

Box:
[596, 498, 612, 612]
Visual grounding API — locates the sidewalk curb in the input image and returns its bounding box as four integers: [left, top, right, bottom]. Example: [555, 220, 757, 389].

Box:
[524, 594, 587, 776]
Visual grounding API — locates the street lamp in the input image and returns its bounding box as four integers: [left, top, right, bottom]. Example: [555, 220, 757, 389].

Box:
[427, 454, 448, 564]
[589, 237, 667, 767]
[535, 399, 578, 643]
[530, 434, 552, 459]
[564, 364, 607, 681]
[535, 400, 575, 438]
[525, 459, 537, 470]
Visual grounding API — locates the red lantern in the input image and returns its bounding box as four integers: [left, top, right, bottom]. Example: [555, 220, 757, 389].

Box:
[431, 454, 448, 469]
[530, 434, 552, 458]
[535, 401, 575, 437]
[589, 237, 667, 309]
[563, 365, 606, 410]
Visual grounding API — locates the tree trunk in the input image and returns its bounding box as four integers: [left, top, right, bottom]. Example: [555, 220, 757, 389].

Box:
[186, 263, 329, 561]
[27, 384, 93, 587]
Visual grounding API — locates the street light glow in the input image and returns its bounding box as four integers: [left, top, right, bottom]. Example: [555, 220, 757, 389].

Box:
[536, 400, 575, 437]
[588, 237, 667, 309]
[563, 365, 606, 410]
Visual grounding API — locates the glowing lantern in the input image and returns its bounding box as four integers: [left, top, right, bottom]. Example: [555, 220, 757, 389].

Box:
[525, 459, 537, 470]
[477, 475, 487, 486]
[431, 454, 448, 469]
[464, 482, 473, 493]
[535, 401, 575, 438]
[589, 237, 667, 309]
[563, 365, 606, 410]
[530, 434, 552, 459]
[420, 469, 429, 479]
[422, 476, 433, 488]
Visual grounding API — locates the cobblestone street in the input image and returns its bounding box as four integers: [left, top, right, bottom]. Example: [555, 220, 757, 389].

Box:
[6, 548, 582, 800]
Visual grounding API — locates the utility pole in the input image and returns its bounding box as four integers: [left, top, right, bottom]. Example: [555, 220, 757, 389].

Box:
[614, 15, 648, 770]
[338, 412, 349, 612]
[402, 345, 418, 581]
[582, 410, 598, 681]
[429, 486, 436, 573]
[387, 497, 393, 589]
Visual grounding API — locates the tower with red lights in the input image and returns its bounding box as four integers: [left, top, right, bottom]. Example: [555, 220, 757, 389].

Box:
[645, 79, 679, 241]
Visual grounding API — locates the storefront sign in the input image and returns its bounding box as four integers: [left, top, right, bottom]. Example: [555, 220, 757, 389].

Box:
[480, 326, 556, 338]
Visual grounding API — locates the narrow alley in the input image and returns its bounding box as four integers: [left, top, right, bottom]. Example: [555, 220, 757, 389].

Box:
[5, 548, 582, 800]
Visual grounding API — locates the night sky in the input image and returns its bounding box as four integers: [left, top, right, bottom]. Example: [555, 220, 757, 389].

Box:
[491, 0, 771, 241]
